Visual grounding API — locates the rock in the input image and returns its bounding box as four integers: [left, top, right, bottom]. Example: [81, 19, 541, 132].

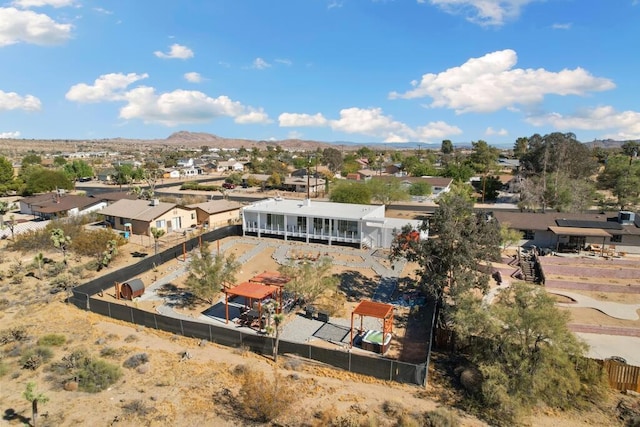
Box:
[137, 363, 150, 374]
[63, 381, 78, 392]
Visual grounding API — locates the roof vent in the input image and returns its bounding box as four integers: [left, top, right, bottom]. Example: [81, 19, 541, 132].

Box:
[151, 198, 159, 206]
[618, 211, 635, 225]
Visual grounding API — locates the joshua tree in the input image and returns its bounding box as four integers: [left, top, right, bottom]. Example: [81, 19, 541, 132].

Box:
[150, 227, 166, 255]
[0, 200, 8, 228]
[51, 228, 71, 265]
[23, 382, 49, 427]
[33, 252, 44, 280]
[273, 313, 285, 362]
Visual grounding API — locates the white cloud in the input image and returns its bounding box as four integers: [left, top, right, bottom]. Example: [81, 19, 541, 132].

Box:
[0, 89, 41, 111]
[552, 22, 571, 30]
[279, 112, 328, 127]
[252, 58, 271, 70]
[390, 49, 615, 114]
[184, 72, 203, 83]
[154, 43, 194, 60]
[120, 88, 263, 126]
[428, 0, 540, 26]
[0, 7, 72, 46]
[235, 108, 272, 124]
[0, 131, 21, 138]
[485, 126, 508, 136]
[65, 72, 149, 103]
[526, 106, 640, 140]
[280, 107, 461, 142]
[11, 0, 75, 8]
[274, 58, 292, 66]
[93, 7, 113, 15]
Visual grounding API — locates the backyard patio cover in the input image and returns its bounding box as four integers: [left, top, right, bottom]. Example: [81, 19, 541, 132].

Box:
[249, 271, 290, 287]
[224, 282, 280, 324]
[350, 300, 394, 348]
[548, 226, 612, 238]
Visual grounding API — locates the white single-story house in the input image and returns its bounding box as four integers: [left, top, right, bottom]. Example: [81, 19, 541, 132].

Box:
[242, 198, 426, 249]
[217, 161, 244, 172]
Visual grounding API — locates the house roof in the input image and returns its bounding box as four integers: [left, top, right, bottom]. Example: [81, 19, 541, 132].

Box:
[243, 198, 385, 220]
[494, 211, 640, 236]
[98, 199, 178, 222]
[92, 191, 138, 202]
[187, 200, 242, 214]
[21, 193, 103, 214]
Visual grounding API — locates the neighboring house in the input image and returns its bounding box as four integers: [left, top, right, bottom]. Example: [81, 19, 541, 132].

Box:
[177, 158, 194, 168]
[163, 169, 181, 179]
[97, 169, 117, 183]
[282, 175, 326, 194]
[373, 176, 453, 199]
[216, 160, 244, 172]
[493, 210, 640, 254]
[187, 200, 243, 228]
[91, 191, 138, 205]
[20, 192, 107, 220]
[97, 199, 198, 235]
[242, 198, 425, 249]
[181, 167, 199, 177]
[346, 173, 361, 181]
[357, 169, 377, 181]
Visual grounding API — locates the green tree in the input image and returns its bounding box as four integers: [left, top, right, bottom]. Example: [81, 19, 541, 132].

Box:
[23, 382, 49, 427]
[21, 166, 73, 195]
[499, 224, 522, 250]
[409, 181, 432, 196]
[184, 242, 240, 304]
[366, 177, 410, 206]
[278, 256, 338, 305]
[0, 155, 14, 186]
[53, 156, 67, 167]
[453, 283, 607, 425]
[469, 140, 500, 203]
[472, 175, 502, 202]
[329, 181, 371, 204]
[21, 153, 42, 168]
[63, 159, 94, 182]
[598, 154, 640, 210]
[51, 228, 71, 265]
[441, 139, 454, 154]
[390, 191, 500, 325]
[322, 147, 343, 173]
[513, 136, 529, 160]
[0, 200, 9, 228]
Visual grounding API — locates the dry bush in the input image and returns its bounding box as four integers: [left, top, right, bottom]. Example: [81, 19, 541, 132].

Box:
[122, 399, 156, 418]
[20, 346, 54, 370]
[382, 399, 405, 417]
[123, 353, 149, 369]
[283, 357, 303, 371]
[237, 368, 296, 422]
[0, 327, 28, 344]
[423, 407, 461, 427]
[38, 334, 66, 347]
[99, 346, 123, 359]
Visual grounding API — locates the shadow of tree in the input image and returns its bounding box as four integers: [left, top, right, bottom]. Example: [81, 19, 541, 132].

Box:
[3, 408, 30, 425]
[155, 283, 198, 308]
[338, 270, 378, 301]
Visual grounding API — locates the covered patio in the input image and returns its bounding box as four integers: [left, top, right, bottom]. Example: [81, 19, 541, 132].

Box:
[224, 282, 281, 328]
[549, 226, 612, 254]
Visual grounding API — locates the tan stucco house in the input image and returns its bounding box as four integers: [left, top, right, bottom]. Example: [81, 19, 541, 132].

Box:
[98, 199, 198, 235]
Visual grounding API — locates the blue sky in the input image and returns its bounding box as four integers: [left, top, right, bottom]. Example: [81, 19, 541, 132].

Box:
[0, 0, 639, 146]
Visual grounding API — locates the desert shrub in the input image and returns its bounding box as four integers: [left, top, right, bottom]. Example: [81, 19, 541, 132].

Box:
[11, 229, 50, 253]
[0, 327, 29, 345]
[122, 399, 155, 417]
[99, 347, 122, 358]
[38, 334, 66, 347]
[71, 228, 126, 260]
[382, 400, 405, 417]
[238, 368, 296, 422]
[283, 357, 303, 371]
[46, 262, 66, 278]
[77, 358, 122, 393]
[123, 334, 138, 343]
[20, 346, 54, 370]
[423, 408, 461, 427]
[49, 274, 78, 294]
[84, 260, 100, 271]
[49, 349, 88, 377]
[123, 353, 149, 369]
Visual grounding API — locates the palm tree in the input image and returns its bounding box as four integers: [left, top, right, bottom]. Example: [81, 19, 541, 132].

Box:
[23, 382, 48, 427]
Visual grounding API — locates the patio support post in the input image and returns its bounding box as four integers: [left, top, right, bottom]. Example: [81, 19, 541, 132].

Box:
[257, 213, 261, 238]
[306, 215, 310, 243]
[350, 312, 354, 348]
[225, 292, 229, 324]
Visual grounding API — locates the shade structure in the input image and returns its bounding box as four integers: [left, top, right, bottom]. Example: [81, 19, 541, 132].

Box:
[548, 226, 612, 238]
[350, 300, 394, 353]
[249, 271, 290, 287]
[224, 282, 280, 324]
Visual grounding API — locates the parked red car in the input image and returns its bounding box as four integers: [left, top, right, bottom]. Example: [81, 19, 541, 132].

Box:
[222, 182, 236, 189]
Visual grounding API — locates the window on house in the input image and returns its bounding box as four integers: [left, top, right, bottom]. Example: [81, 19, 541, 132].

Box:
[523, 230, 534, 240]
[297, 217, 307, 229]
[155, 219, 166, 228]
[610, 235, 622, 243]
[266, 214, 284, 228]
[313, 218, 325, 231]
[336, 220, 358, 234]
[119, 217, 125, 225]
[191, 213, 195, 220]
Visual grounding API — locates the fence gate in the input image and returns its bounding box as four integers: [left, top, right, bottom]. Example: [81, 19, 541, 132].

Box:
[603, 360, 640, 393]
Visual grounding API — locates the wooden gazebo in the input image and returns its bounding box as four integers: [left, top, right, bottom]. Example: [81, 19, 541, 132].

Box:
[350, 300, 394, 353]
[224, 282, 281, 324]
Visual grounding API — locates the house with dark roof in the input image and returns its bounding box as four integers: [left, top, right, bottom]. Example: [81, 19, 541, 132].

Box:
[493, 210, 640, 254]
[97, 199, 198, 235]
[19, 192, 107, 220]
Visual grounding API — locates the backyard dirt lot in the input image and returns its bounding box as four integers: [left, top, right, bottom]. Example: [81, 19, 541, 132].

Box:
[0, 234, 632, 426]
